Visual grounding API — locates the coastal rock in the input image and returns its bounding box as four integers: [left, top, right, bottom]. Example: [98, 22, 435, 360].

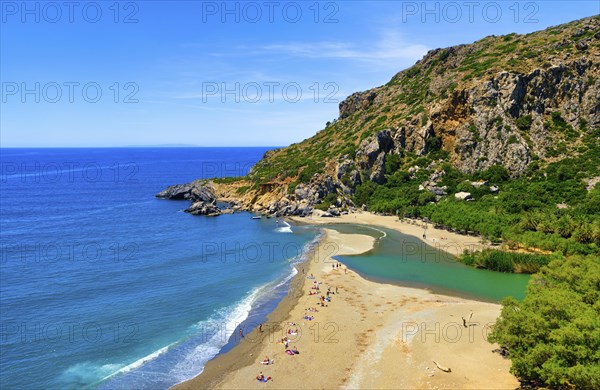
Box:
[185, 201, 222, 216]
[328, 207, 341, 216]
[157, 181, 225, 216]
[312, 209, 333, 218]
[296, 206, 313, 217]
[156, 181, 217, 203]
[293, 174, 339, 205]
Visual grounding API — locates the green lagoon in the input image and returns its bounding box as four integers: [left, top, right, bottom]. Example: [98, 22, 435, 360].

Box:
[328, 225, 530, 302]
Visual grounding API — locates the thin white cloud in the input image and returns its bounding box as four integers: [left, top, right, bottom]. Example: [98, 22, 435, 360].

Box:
[255, 30, 430, 64]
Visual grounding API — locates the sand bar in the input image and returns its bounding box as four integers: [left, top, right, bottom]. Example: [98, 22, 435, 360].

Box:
[174, 226, 517, 390]
[291, 212, 488, 257]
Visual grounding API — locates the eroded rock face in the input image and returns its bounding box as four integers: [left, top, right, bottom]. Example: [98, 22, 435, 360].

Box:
[156, 180, 216, 203]
[157, 181, 224, 216]
[421, 56, 597, 176]
[339, 91, 378, 119]
[355, 129, 396, 184]
[294, 174, 337, 204]
[185, 201, 221, 216]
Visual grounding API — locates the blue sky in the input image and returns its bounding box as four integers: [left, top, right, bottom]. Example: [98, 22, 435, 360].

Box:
[1, 1, 598, 147]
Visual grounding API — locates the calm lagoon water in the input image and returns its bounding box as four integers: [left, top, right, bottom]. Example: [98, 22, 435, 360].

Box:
[328, 224, 530, 302]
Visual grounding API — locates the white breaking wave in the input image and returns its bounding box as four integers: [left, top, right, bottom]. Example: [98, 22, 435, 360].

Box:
[100, 342, 176, 381]
[275, 220, 293, 233]
[66, 287, 265, 390]
[79, 234, 322, 390]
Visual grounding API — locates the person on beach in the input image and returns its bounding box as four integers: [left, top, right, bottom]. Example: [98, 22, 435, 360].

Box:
[259, 323, 263, 333]
[256, 372, 271, 382]
[239, 327, 244, 338]
[261, 356, 272, 365]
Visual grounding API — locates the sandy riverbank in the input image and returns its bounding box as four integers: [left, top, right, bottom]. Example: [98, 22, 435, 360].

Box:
[173, 227, 517, 390]
[291, 212, 488, 258]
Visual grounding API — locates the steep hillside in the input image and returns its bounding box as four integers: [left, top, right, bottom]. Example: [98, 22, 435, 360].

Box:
[249, 16, 598, 195]
[159, 16, 599, 252]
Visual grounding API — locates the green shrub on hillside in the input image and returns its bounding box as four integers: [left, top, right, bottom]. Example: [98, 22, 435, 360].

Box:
[516, 115, 533, 131]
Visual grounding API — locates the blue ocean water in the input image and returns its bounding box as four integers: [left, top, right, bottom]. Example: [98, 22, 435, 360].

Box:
[0, 148, 319, 390]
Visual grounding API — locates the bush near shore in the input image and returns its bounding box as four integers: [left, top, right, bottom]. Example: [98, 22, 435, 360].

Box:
[489, 255, 600, 389]
[459, 249, 561, 274]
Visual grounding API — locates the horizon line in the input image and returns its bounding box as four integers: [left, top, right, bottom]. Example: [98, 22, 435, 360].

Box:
[0, 145, 283, 149]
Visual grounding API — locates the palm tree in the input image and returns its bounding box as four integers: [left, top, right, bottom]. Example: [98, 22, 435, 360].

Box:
[556, 215, 577, 238]
[536, 212, 558, 234]
[520, 212, 539, 231]
[572, 224, 593, 244]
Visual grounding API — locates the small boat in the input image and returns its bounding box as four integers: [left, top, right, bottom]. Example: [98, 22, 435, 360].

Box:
[252, 216, 262, 220]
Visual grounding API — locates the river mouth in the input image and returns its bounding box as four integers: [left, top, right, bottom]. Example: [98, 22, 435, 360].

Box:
[324, 224, 530, 303]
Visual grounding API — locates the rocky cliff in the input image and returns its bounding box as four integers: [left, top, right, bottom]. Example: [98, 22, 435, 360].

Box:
[158, 16, 599, 217]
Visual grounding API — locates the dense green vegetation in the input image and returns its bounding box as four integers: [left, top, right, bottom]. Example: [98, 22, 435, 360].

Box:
[314, 193, 338, 211]
[459, 249, 560, 273]
[212, 176, 243, 184]
[354, 131, 600, 260]
[489, 256, 600, 388]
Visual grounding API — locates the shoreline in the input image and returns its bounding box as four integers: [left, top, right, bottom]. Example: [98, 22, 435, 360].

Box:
[171, 254, 310, 390]
[289, 211, 488, 258]
[174, 225, 518, 390]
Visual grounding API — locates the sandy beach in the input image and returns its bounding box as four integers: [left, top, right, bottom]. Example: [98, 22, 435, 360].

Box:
[174, 218, 518, 390]
[290, 212, 488, 257]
